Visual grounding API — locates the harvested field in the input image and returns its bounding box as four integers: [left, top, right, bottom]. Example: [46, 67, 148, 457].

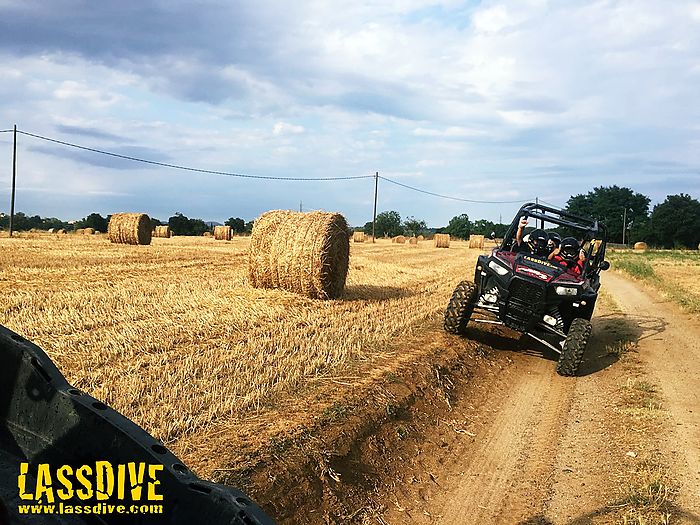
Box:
[0, 234, 477, 478]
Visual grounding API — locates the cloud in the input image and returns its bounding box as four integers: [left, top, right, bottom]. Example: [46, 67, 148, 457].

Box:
[273, 122, 304, 135]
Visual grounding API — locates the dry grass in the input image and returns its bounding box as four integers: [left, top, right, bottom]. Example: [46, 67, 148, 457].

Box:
[0, 233, 477, 475]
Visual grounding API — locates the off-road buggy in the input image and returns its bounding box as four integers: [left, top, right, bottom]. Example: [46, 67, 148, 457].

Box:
[444, 203, 610, 376]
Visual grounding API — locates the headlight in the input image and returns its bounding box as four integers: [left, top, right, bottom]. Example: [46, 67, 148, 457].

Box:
[488, 260, 509, 276]
[555, 286, 578, 296]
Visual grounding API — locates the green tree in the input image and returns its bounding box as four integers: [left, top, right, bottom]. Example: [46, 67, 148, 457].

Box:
[444, 214, 471, 239]
[244, 220, 255, 234]
[75, 213, 108, 232]
[402, 216, 427, 237]
[649, 194, 700, 248]
[366, 211, 402, 237]
[566, 186, 650, 244]
[225, 217, 246, 234]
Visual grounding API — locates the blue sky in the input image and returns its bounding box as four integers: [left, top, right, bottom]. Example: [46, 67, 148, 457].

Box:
[0, 0, 698, 227]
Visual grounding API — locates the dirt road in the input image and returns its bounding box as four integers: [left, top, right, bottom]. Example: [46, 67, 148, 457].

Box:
[381, 272, 700, 524]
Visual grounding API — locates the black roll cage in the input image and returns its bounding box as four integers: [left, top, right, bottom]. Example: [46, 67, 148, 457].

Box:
[500, 203, 609, 277]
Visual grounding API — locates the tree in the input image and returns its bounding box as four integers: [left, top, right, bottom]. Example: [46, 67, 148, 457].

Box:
[444, 214, 471, 239]
[244, 220, 254, 234]
[403, 216, 427, 237]
[168, 212, 209, 236]
[76, 213, 108, 232]
[649, 194, 700, 248]
[225, 217, 246, 234]
[566, 186, 651, 244]
[366, 211, 402, 238]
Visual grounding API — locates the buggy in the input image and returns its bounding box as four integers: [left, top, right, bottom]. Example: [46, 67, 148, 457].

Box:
[444, 203, 610, 376]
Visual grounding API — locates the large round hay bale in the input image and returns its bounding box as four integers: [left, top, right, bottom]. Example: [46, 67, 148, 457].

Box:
[409, 237, 418, 245]
[468, 234, 484, 249]
[392, 235, 406, 244]
[83, 227, 95, 235]
[108, 213, 152, 245]
[47, 228, 55, 234]
[435, 233, 450, 248]
[248, 210, 350, 299]
[353, 231, 365, 243]
[203, 231, 213, 237]
[214, 225, 232, 241]
[417, 235, 425, 241]
[634, 242, 648, 251]
[154, 225, 171, 238]
[74, 228, 84, 235]
[56, 229, 65, 234]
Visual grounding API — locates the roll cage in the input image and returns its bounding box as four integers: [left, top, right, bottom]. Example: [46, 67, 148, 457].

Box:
[501, 203, 609, 278]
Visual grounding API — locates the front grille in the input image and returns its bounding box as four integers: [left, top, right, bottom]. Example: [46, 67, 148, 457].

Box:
[504, 278, 545, 331]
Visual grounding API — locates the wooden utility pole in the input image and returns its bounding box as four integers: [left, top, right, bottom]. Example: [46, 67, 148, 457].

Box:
[8, 125, 17, 238]
[372, 172, 378, 243]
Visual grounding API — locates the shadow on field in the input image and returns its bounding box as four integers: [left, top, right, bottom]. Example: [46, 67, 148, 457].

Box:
[342, 284, 414, 301]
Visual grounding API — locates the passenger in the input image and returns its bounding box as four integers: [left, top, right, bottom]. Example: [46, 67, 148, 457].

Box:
[549, 237, 586, 275]
[547, 232, 561, 252]
[514, 218, 549, 258]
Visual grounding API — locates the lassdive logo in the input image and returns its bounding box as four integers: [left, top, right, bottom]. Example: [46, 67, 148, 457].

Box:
[516, 265, 551, 281]
[17, 461, 164, 516]
[522, 256, 556, 268]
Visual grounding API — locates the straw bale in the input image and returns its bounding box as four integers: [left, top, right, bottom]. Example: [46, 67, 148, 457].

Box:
[392, 235, 406, 244]
[248, 210, 350, 299]
[417, 235, 425, 241]
[83, 227, 95, 235]
[468, 234, 484, 249]
[409, 237, 418, 245]
[214, 225, 232, 241]
[434, 233, 450, 248]
[633, 242, 648, 251]
[47, 228, 55, 234]
[353, 231, 365, 243]
[74, 228, 84, 235]
[203, 232, 213, 237]
[154, 225, 171, 238]
[56, 229, 65, 234]
[108, 213, 152, 245]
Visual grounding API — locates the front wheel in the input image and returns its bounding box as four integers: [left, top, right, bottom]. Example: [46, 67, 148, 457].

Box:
[556, 318, 592, 376]
[444, 281, 477, 335]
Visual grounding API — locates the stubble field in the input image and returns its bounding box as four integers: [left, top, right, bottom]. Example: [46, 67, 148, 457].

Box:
[0, 233, 481, 475]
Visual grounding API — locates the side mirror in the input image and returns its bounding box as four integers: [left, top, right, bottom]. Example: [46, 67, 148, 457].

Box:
[600, 260, 610, 271]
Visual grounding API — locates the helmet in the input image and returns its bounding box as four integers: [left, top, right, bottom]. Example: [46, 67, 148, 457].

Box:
[529, 229, 549, 256]
[560, 237, 580, 260]
[547, 232, 561, 249]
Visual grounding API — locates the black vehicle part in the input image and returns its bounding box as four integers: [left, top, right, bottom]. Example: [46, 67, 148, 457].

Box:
[556, 318, 592, 376]
[0, 324, 276, 525]
[444, 281, 477, 335]
[504, 278, 545, 332]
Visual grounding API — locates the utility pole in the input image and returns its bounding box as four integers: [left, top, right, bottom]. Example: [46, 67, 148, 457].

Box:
[9, 124, 17, 238]
[622, 207, 627, 246]
[299, 200, 302, 212]
[372, 171, 378, 243]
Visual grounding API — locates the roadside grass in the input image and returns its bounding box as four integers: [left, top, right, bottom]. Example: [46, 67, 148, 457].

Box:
[607, 250, 700, 313]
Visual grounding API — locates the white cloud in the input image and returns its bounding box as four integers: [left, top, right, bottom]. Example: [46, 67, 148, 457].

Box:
[272, 122, 305, 135]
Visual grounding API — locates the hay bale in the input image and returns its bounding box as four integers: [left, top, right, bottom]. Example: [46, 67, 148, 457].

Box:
[203, 231, 213, 237]
[392, 235, 406, 244]
[47, 228, 55, 234]
[468, 234, 484, 249]
[154, 225, 171, 238]
[56, 229, 65, 234]
[434, 233, 450, 248]
[108, 213, 152, 245]
[214, 225, 232, 241]
[83, 227, 95, 235]
[417, 235, 425, 241]
[74, 228, 84, 235]
[634, 242, 648, 251]
[353, 231, 365, 243]
[409, 237, 418, 245]
[248, 210, 350, 299]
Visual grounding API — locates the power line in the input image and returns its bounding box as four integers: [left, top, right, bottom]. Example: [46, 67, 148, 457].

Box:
[0, 130, 14, 133]
[378, 176, 530, 204]
[15, 129, 375, 182]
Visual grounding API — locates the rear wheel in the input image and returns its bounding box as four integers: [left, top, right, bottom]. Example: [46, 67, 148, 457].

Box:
[444, 281, 477, 335]
[556, 317, 592, 376]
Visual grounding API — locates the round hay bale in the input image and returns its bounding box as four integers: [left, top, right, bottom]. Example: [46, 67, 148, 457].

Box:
[154, 225, 171, 238]
[203, 231, 213, 237]
[74, 228, 84, 235]
[56, 229, 65, 234]
[417, 235, 425, 241]
[434, 233, 450, 248]
[214, 225, 232, 240]
[634, 242, 648, 251]
[353, 231, 365, 243]
[47, 228, 55, 234]
[392, 235, 406, 244]
[248, 210, 350, 299]
[409, 237, 418, 245]
[468, 234, 485, 249]
[83, 227, 95, 235]
[108, 213, 152, 245]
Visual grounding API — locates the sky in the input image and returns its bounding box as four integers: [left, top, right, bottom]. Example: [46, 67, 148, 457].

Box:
[0, 0, 698, 227]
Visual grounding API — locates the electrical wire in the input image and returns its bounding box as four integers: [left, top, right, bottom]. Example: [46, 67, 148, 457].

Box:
[16, 130, 374, 181]
[0, 130, 13, 133]
[378, 176, 530, 204]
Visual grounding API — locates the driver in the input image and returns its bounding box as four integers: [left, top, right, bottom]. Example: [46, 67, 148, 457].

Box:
[514, 218, 550, 258]
[549, 237, 586, 275]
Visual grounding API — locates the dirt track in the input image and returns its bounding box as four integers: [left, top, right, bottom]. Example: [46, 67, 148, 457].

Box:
[379, 272, 700, 524]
